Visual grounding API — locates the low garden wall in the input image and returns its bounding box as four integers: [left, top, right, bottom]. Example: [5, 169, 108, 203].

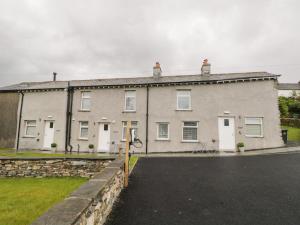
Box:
[0, 158, 113, 178]
[281, 118, 300, 128]
[32, 159, 125, 225]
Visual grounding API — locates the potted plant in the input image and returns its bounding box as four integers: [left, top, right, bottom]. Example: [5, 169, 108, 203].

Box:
[237, 142, 245, 152]
[88, 144, 95, 153]
[51, 143, 57, 152]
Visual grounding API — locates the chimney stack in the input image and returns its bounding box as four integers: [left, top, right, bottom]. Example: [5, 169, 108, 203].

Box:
[53, 72, 57, 81]
[201, 59, 211, 75]
[153, 62, 162, 78]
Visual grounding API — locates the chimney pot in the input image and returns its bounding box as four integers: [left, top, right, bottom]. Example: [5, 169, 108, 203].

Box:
[201, 59, 211, 75]
[153, 62, 162, 78]
[53, 72, 57, 81]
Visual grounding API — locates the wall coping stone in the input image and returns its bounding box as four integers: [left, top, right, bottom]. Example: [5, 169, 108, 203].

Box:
[31, 158, 124, 225]
[0, 156, 116, 161]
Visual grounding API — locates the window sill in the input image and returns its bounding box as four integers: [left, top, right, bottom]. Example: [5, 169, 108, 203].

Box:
[245, 135, 264, 138]
[155, 139, 170, 142]
[22, 136, 36, 138]
[78, 110, 91, 112]
[78, 138, 88, 141]
[123, 110, 136, 113]
[181, 140, 199, 143]
[176, 109, 193, 112]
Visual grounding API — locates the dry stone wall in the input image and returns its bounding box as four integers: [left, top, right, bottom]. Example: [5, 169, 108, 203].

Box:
[0, 158, 112, 178]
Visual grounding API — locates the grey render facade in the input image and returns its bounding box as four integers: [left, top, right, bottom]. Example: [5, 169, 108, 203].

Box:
[0, 64, 284, 153]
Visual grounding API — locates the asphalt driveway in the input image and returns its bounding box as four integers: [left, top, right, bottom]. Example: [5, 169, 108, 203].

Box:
[105, 153, 300, 225]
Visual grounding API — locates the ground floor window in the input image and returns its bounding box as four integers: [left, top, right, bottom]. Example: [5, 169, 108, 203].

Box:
[157, 123, 169, 140]
[79, 121, 89, 139]
[245, 117, 263, 137]
[182, 121, 198, 142]
[122, 121, 138, 141]
[24, 120, 36, 137]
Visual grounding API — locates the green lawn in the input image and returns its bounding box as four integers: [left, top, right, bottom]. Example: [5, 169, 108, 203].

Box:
[0, 177, 87, 225]
[129, 156, 138, 171]
[282, 126, 300, 142]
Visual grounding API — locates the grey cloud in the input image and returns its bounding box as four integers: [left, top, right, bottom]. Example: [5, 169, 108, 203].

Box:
[0, 0, 299, 86]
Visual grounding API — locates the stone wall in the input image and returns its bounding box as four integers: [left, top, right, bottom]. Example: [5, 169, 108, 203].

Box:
[32, 159, 125, 225]
[0, 158, 113, 178]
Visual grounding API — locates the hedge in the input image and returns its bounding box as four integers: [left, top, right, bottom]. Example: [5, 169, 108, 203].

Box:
[281, 118, 300, 128]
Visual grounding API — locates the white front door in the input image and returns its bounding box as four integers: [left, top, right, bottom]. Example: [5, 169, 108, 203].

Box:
[98, 123, 110, 152]
[43, 121, 55, 149]
[218, 117, 236, 151]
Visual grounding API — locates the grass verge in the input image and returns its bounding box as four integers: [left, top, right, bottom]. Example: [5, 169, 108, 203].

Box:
[129, 156, 138, 171]
[0, 151, 111, 158]
[282, 126, 300, 142]
[0, 177, 87, 225]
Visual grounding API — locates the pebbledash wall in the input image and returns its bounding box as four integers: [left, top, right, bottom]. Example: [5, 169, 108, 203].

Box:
[16, 79, 283, 153]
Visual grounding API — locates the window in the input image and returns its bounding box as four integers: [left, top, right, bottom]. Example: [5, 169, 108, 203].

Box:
[182, 121, 198, 141]
[157, 123, 169, 140]
[81, 92, 91, 111]
[122, 121, 138, 140]
[79, 121, 89, 139]
[24, 120, 37, 137]
[177, 90, 191, 110]
[245, 117, 263, 137]
[124, 90, 136, 111]
[224, 119, 229, 126]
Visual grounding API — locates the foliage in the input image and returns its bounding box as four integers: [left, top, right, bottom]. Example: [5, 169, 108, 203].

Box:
[279, 95, 300, 118]
[0, 177, 87, 225]
[88, 144, 94, 149]
[281, 118, 300, 128]
[281, 126, 300, 142]
[237, 142, 245, 148]
[51, 143, 57, 148]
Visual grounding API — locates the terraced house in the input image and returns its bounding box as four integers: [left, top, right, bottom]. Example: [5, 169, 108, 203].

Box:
[0, 60, 284, 153]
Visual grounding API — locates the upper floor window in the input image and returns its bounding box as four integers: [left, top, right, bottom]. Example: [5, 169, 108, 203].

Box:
[81, 92, 91, 111]
[245, 117, 263, 137]
[182, 121, 198, 142]
[24, 120, 37, 137]
[177, 90, 191, 110]
[157, 123, 169, 140]
[124, 90, 136, 111]
[79, 121, 89, 139]
[122, 121, 138, 140]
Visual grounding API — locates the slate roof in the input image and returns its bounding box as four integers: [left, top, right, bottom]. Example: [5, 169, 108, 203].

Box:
[0, 72, 279, 92]
[277, 83, 300, 90]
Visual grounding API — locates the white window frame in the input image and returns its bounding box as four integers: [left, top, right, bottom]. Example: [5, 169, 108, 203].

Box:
[124, 90, 136, 112]
[156, 122, 170, 140]
[245, 117, 263, 138]
[122, 121, 138, 141]
[80, 91, 91, 111]
[24, 120, 37, 137]
[177, 90, 191, 110]
[182, 121, 198, 142]
[79, 121, 89, 140]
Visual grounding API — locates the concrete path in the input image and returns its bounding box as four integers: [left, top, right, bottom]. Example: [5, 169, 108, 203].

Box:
[105, 153, 300, 225]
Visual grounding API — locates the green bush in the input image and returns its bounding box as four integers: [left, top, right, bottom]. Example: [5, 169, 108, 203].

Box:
[88, 144, 94, 149]
[237, 142, 244, 148]
[51, 143, 57, 148]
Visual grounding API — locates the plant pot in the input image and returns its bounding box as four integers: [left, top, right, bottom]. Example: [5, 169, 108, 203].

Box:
[239, 147, 245, 153]
[51, 147, 57, 153]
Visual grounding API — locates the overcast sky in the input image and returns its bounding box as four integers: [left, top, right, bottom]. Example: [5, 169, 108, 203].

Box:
[0, 0, 299, 86]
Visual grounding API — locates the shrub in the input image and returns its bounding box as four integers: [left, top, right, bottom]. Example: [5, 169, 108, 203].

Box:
[281, 118, 300, 128]
[88, 144, 94, 149]
[51, 143, 57, 148]
[237, 142, 244, 148]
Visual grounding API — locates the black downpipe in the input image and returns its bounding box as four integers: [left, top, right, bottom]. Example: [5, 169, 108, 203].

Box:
[68, 87, 74, 151]
[65, 82, 74, 153]
[146, 85, 149, 154]
[16, 92, 24, 151]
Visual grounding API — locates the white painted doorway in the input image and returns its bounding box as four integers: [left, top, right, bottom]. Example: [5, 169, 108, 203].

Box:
[218, 117, 236, 151]
[43, 121, 55, 149]
[98, 123, 110, 152]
